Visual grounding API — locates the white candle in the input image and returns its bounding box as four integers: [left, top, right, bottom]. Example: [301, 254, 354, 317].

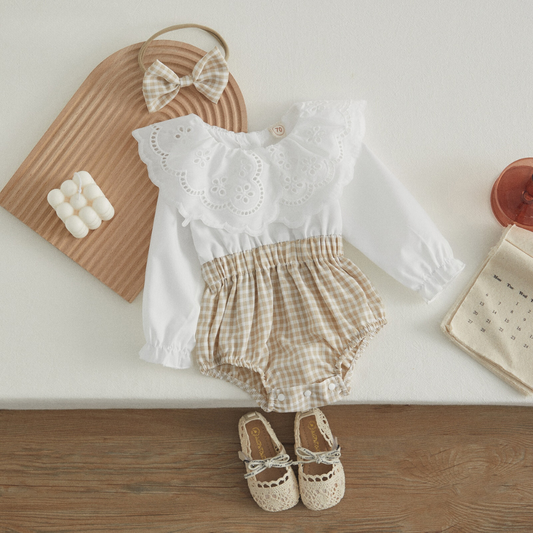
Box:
[55, 202, 74, 222]
[65, 215, 89, 238]
[46, 171, 114, 238]
[70, 193, 88, 211]
[92, 196, 115, 221]
[72, 171, 94, 188]
[79, 206, 102, 230]
[60, 180, 78, 197]
[47, 189, 65, 209]
[84, 183, 103, 201]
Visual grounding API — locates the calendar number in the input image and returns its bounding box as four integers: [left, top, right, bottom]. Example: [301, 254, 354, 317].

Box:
[464, 275, 532, 354]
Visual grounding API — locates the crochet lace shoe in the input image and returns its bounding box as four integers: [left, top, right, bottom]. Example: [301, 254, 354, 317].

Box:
[294, 408, 345, 511]
[238, 411, 300, 512]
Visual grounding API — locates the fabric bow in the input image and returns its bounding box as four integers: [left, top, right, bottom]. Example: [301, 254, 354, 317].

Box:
[295, 438, 342, 466]
[142, 47, 229, 113]
[238, 451, 292, 479]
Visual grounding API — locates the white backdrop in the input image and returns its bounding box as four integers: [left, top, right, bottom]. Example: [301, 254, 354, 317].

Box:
[1, 0, 533, 408]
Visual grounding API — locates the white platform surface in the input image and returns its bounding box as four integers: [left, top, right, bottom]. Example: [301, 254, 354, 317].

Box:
[2, 0, 533, 409]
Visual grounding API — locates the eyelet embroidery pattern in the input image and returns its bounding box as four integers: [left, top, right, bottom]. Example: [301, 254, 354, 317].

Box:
[333, 106, 352, 164]
[280, 161, 335, 207]
[136, 100, 365, 234]
[300, 156, 322, 178]
[269, 149, 292, 172]
[282, 175, 306, 195]
[235, 183, 255, 204]
[150, 124, 196, 175]
[146, 121, 267, 227]
[194, 150, 211, 167]
[179, 152, 265, 218]
[306, 126, 325, 144]
[210, 177, 228, 197]
[301, 100, 354, 163]
[268, 145, 335, 207]
[174, 126, 192, 140]
[301, 100, 328, 117]
[228, 155, 265, 216]
[268, 147, 305, 195]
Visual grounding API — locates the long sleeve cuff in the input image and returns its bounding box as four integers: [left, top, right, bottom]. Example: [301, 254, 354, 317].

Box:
[139, 342, 192, 369]
[416, 257, 465, 303]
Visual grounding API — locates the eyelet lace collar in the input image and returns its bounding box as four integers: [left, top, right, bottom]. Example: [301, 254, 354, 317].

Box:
[133, 100, 366, 235]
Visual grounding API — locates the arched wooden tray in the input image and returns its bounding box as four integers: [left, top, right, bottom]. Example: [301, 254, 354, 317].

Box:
[0, 41, 247, 302]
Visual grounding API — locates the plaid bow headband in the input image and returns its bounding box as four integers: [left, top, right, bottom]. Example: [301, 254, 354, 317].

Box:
[142, 47, 229, 113]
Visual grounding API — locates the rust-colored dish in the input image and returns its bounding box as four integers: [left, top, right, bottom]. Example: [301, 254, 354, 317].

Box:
[0, 41, 247, 302]
[491, 158, 533, 231]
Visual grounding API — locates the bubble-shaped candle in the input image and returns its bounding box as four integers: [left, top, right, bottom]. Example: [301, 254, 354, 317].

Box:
[47, 171, 114, 238]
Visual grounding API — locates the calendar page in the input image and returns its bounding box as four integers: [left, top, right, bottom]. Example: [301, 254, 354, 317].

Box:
[443, 226, 533, 394]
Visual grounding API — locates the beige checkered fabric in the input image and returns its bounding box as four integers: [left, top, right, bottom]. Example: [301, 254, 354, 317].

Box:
[196, 235, 387, 413]
[142, 47, 229, 113]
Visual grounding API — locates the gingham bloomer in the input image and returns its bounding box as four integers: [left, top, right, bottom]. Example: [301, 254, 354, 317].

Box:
[132, 100, 464, 413]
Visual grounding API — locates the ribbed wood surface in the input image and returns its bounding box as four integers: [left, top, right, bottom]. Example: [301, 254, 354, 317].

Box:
[0, 41, 247, 302]
[0, 406, 532, 532]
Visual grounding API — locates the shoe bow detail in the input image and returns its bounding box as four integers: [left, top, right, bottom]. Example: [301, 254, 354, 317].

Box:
[295, 439, 341, 466]
[238, 451, 293, 479]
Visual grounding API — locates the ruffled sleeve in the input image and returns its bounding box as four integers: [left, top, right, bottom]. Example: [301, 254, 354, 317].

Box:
[139, 193, 204, 368]
[341, 144, 465, 302]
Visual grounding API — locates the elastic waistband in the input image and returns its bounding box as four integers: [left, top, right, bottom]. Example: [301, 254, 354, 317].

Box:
[201, 235, 343, 289]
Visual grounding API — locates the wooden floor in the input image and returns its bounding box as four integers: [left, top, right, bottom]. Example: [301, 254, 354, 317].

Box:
[1, 406, 532, 532]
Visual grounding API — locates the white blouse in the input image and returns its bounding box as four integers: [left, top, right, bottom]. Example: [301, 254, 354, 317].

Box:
[133, 100, 465, 369]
